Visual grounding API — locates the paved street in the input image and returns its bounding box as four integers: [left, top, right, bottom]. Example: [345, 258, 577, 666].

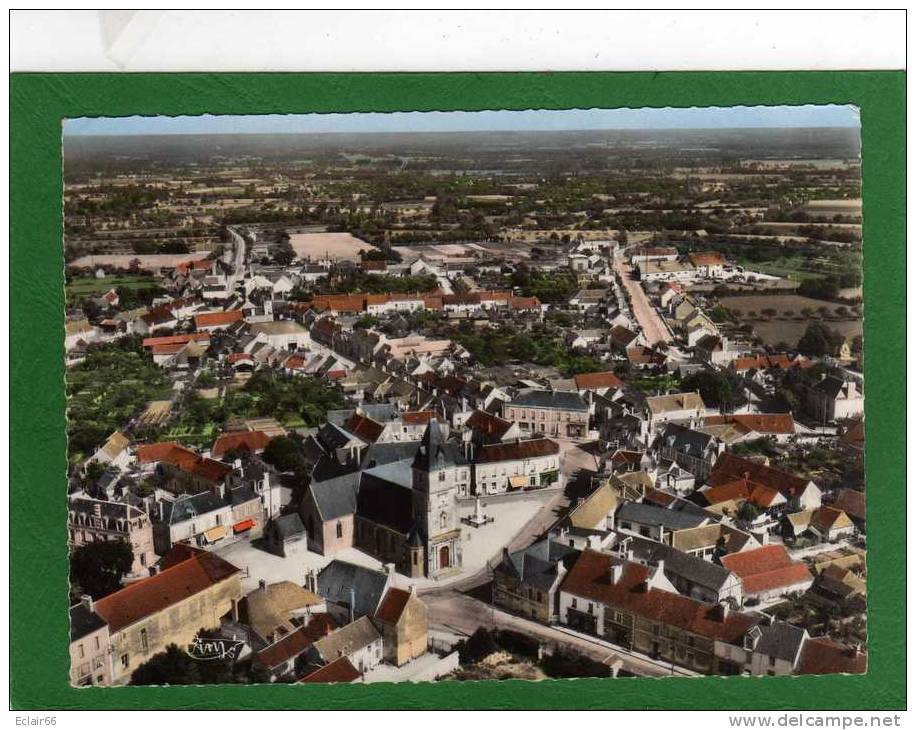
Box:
[423, 590, 694, 678]
[614, 257, 671, 345]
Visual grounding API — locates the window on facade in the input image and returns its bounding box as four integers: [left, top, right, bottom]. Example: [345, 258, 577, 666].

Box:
[587, 603, 593, 614]
[78, 644, 85, 659]
[95, 636, 100, 650]
[93, 656, 104, 670]
[571, 598, 577, 609]
[336, 522, 343, 539]
[121, 654, 129, 669]
[439, 512, 448, 530]
[140, 628, 149, 652]
[439, 471, 446, 482]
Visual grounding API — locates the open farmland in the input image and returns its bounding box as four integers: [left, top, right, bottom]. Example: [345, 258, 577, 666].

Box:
[752, 318, 862, 348]
[69, 252, 211, 270]
[287, 231, 377, 262]
[720, 294, 862, 347]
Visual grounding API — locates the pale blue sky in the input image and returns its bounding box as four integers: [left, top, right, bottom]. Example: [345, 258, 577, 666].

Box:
[64, 105, 859, 136]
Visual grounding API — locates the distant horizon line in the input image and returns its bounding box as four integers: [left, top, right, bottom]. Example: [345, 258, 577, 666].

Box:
[65, 124, 860, 138]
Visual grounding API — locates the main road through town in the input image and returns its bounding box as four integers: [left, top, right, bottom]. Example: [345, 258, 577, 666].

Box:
[613, 255, 671, 346]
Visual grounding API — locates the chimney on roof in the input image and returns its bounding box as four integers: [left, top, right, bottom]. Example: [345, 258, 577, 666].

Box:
[259, 579, 267, 591]
[408, 583, 416, 594]
[81, 594, 93, 613]
[609, 562, 624, 585]
[384, 562, 396, 578]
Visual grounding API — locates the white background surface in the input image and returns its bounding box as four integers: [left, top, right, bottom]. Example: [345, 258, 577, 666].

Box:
[3, 6, 911, 725]
[9, 10, 907, 72]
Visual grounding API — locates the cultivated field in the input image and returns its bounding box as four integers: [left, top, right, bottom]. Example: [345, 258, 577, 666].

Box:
[720, 295, 862, 347]
[69, 253, 212, 270]
[287, 231, 377, 262]
[752, 319, 862, 348]
[720, 295, 858, 317]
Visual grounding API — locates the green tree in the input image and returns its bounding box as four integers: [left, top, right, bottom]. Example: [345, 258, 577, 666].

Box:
[680, 370, 745, 410]
[262, 435, 307, 475]
[70, 540, 134, 599]
[797, 321, 844, 357]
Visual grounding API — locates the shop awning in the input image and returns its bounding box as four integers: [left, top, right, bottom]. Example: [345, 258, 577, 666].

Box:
[204, 525, 227, 543]
[509, 474, 529, 489]
[233, 518, 256, 534]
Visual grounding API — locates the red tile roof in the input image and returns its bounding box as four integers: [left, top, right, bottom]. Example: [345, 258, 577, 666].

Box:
[476, 437, 559, 464]
[560, 550, 758, 644]
[720, 546, 813, 596]
[194, 310, 244, 329]
[701, 478, 783, 509]
[142, 333, 210, 349]
[137, 441, 182, 463]
[211, 430, 272, 458]
[401, 410, 435, 425]
[509, 296, 541, 310]
[374, 587, 412, 624]
[311, 294, 366, 313]
[228, 352, 253, 364]
[704, 413, 796, 435]
[360, 260, 388, 271]
[733, 354, 811, 372]
[465, 409, 514, 439]
[574, 371, 624, 391]
[627, 345, 666, 366]
[344, 412, 385, 443]
[833, 489, 865, 521]
[137, 442, 233, 483]
[611, 450, 644, 466]
[94, 548, 240, 633]
[709, 452, 812, 499]
[298, 656, 361, 684]
[688, 252, 727, 267]
[256, 614, 336, 670]
[796, 637, 866, 675]
[175, 258, 214, 275]
[810, 506, 853, 533]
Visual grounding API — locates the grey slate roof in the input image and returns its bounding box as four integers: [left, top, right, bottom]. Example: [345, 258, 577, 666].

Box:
[412, 419, 467, 471]
[308, 472, 360, 521]
[356, 473, 416, 534]
[497, 538, 579, 593]
[655, 422, 715, 456]
[754, 622, 808, 663]
[509, 390, 589, 412]
[317, 561, 390, 619]
[274, 513, 306, 540]
[616, 501, 709, 532]
[70, 602, 107, 642]
[814, 375, 846, 398]
[327, 404, 400, 427]
[361, 441, 421, 468]
[628, 537, 734, 592]
[160, 491, 227, 525]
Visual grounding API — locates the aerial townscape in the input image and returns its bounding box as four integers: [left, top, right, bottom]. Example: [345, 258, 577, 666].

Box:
[64, 113, 866, 687]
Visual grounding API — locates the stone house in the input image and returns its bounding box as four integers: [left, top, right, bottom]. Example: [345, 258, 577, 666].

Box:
[372, 586, 428, 666]
[92, 546, 243, 684]
[494, 538, 579, 624]
[472, 437, 562, 495]
[69, 497, 157, 577]
[69, 597, 112, 687]
[503, 390, 590, 439]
